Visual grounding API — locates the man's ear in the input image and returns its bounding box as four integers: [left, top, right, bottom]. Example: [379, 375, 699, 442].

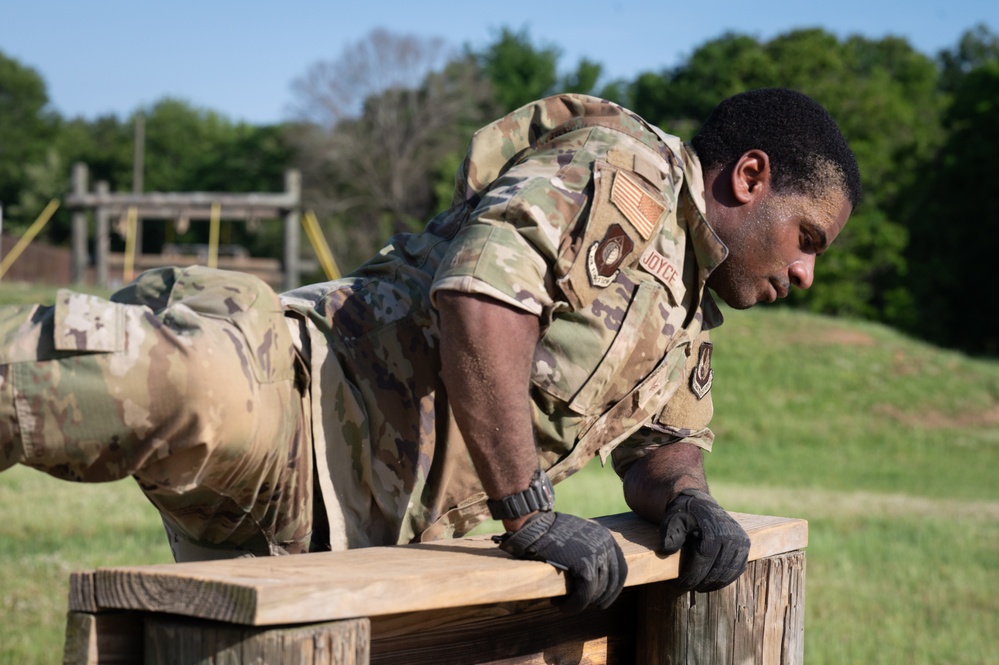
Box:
[730, 150, 771, 204]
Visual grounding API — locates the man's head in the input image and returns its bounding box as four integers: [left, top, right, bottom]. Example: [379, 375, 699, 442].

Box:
[691, 88, 861, 309]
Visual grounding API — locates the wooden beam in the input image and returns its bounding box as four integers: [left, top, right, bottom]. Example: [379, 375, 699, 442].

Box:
[370, 591, 638, 665]
[143, 616, 369, 665]
[65, 192, 299, 211]
[71, 512, 806, 627]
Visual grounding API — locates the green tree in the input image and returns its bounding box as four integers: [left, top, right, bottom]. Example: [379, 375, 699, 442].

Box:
[902, 51, 999, 353]
[559, 58, 603, 96]
[621, 29, 944, 320]
[289, 31, 494, 271]
[138, 100, 291, 256]
[477, 27, 559, 112]
[52, 100, 292, 257]
[57, 114, 133, 190]
[938, 22, 999, 93]
[0, 51, 58, 231]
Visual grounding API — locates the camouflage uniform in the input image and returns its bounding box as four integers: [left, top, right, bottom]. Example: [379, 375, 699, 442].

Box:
[0, 267, 313, 557]
[0, 94, 727, 558]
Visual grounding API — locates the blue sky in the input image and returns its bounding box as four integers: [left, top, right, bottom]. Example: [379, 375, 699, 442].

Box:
[2, 1, 996, 125]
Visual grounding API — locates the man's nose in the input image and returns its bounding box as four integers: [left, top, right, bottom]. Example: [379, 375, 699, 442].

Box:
[789, 256, 815, 290]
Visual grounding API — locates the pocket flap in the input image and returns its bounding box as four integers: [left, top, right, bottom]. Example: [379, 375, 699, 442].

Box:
[557, 161, 672, 311]
[53, 290, 124, 353]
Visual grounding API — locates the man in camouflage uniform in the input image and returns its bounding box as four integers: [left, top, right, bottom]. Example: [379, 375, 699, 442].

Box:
[0, 90, 860, 612]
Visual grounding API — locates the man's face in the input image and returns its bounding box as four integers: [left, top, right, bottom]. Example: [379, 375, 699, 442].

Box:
[705, 186, 852, 310]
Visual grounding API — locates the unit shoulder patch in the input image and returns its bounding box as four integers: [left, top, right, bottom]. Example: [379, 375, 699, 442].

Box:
[690, 342, 713, 400]
[587, 223, 634, 287]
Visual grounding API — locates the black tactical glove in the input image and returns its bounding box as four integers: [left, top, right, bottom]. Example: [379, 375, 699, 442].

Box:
[659, 489, 750, 592]
[495, 511, 627, 614]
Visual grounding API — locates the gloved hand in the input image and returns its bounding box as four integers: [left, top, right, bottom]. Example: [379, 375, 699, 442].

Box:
[495, 511, 627, 614]
[659, 489, 750, 592]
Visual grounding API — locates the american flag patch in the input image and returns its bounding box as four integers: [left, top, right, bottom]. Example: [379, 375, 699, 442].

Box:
[611, 171, 664, 240]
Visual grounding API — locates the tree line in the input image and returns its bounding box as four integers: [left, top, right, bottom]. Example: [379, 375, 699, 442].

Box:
[0, 25, 997, 354]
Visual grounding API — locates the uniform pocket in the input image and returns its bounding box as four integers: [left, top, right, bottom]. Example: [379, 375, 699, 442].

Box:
[556, 161, 672, 312]
[534, 281, 667, 416]
[164, 267, 296, 385]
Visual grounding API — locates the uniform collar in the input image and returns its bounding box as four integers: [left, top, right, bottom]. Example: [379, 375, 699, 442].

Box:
[675, 142, 728, 330]
[678, 143, 729, 281]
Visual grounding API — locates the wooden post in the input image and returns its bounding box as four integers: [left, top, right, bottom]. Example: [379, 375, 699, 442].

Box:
[95, 182, 110, 288]
[283, 169, 301, 291]
[636, 550, 806, 664]
[63, 611, 144, 665]
[71, 163, 89, 284]
[132, 115, 145, 258]
[144, 616, 370, 665]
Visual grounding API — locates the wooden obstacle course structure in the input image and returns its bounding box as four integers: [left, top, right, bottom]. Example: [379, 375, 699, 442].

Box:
[65, 164, 303, 290]
[64, 511, 807, 664]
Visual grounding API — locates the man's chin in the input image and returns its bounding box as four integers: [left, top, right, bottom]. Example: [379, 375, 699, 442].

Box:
[709, 286, 757, 310]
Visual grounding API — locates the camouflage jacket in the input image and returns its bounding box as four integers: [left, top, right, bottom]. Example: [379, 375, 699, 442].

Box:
[282, 94, 729, 549]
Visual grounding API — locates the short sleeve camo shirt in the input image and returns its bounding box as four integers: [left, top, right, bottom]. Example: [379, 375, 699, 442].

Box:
[282, 94, 729, 549]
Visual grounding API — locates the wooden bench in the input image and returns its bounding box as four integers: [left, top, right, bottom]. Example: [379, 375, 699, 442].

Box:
[63, 512, 807, 664]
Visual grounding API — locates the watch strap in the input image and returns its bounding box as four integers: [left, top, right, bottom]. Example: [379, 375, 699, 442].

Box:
[487, 469, 555, 520]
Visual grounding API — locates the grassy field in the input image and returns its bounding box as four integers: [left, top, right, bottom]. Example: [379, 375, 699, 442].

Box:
[1, 283, 997, 664]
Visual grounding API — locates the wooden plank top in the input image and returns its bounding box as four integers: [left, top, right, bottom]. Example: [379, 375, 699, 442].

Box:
[71, 512, 806, 626]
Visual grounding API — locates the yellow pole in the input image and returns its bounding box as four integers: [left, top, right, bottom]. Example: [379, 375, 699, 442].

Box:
[0, 199, 61, 280]
[122, 206, 138, 283]
[302, 210, 341, 280]
[208, 202, 221, 269]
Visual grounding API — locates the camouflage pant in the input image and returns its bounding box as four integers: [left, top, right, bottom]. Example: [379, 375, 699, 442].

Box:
[0, 267, 313, 558]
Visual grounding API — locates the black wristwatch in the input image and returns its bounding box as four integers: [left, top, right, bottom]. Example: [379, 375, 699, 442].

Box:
[487, 469, 555, 520]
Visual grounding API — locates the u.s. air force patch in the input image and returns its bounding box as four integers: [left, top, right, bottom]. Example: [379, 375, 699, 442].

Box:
[587, 223, 634, 287]
[690, 342, 714, 400]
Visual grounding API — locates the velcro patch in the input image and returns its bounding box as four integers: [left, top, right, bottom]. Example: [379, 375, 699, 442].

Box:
[611, 170, 664, 240]
[639, 246, 684, 302]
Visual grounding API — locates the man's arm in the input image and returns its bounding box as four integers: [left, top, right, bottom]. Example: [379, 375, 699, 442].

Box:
[623, 442, 750, 592]
[622, 441, 707, 522]
[436, 290, 627, 612]
[436, 290, 540, 532]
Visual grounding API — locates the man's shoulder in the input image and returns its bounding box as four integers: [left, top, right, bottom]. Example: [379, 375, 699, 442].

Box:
[461, 95, 682, 199]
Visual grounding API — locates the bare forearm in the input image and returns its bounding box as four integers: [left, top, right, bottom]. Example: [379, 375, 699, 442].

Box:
[437, 291, 540, 529]
[623, 442, 708, 524]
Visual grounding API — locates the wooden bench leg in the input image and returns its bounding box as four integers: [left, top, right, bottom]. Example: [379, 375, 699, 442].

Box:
[143, 616, 370, 665]
[636, 550, 806, 665]
[64, 611, 145, 665]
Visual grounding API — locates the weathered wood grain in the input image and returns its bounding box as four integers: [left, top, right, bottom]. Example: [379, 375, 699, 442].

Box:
[143, 616, 369, 665]
[370, 588, 637, 665]
[636, 551, 806, 664]
[62, 611, 143, 665]
[68, 572, 99, 614]
[70, 512, 806, 627]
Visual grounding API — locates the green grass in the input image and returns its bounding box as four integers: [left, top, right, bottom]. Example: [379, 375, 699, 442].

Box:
[0, 281, 113, 306]
[0, 470, 170, 665]
[1, 286, 997, 664]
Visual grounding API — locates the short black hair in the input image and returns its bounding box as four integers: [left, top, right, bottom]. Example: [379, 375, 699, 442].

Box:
[691, 88, 862, 209]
